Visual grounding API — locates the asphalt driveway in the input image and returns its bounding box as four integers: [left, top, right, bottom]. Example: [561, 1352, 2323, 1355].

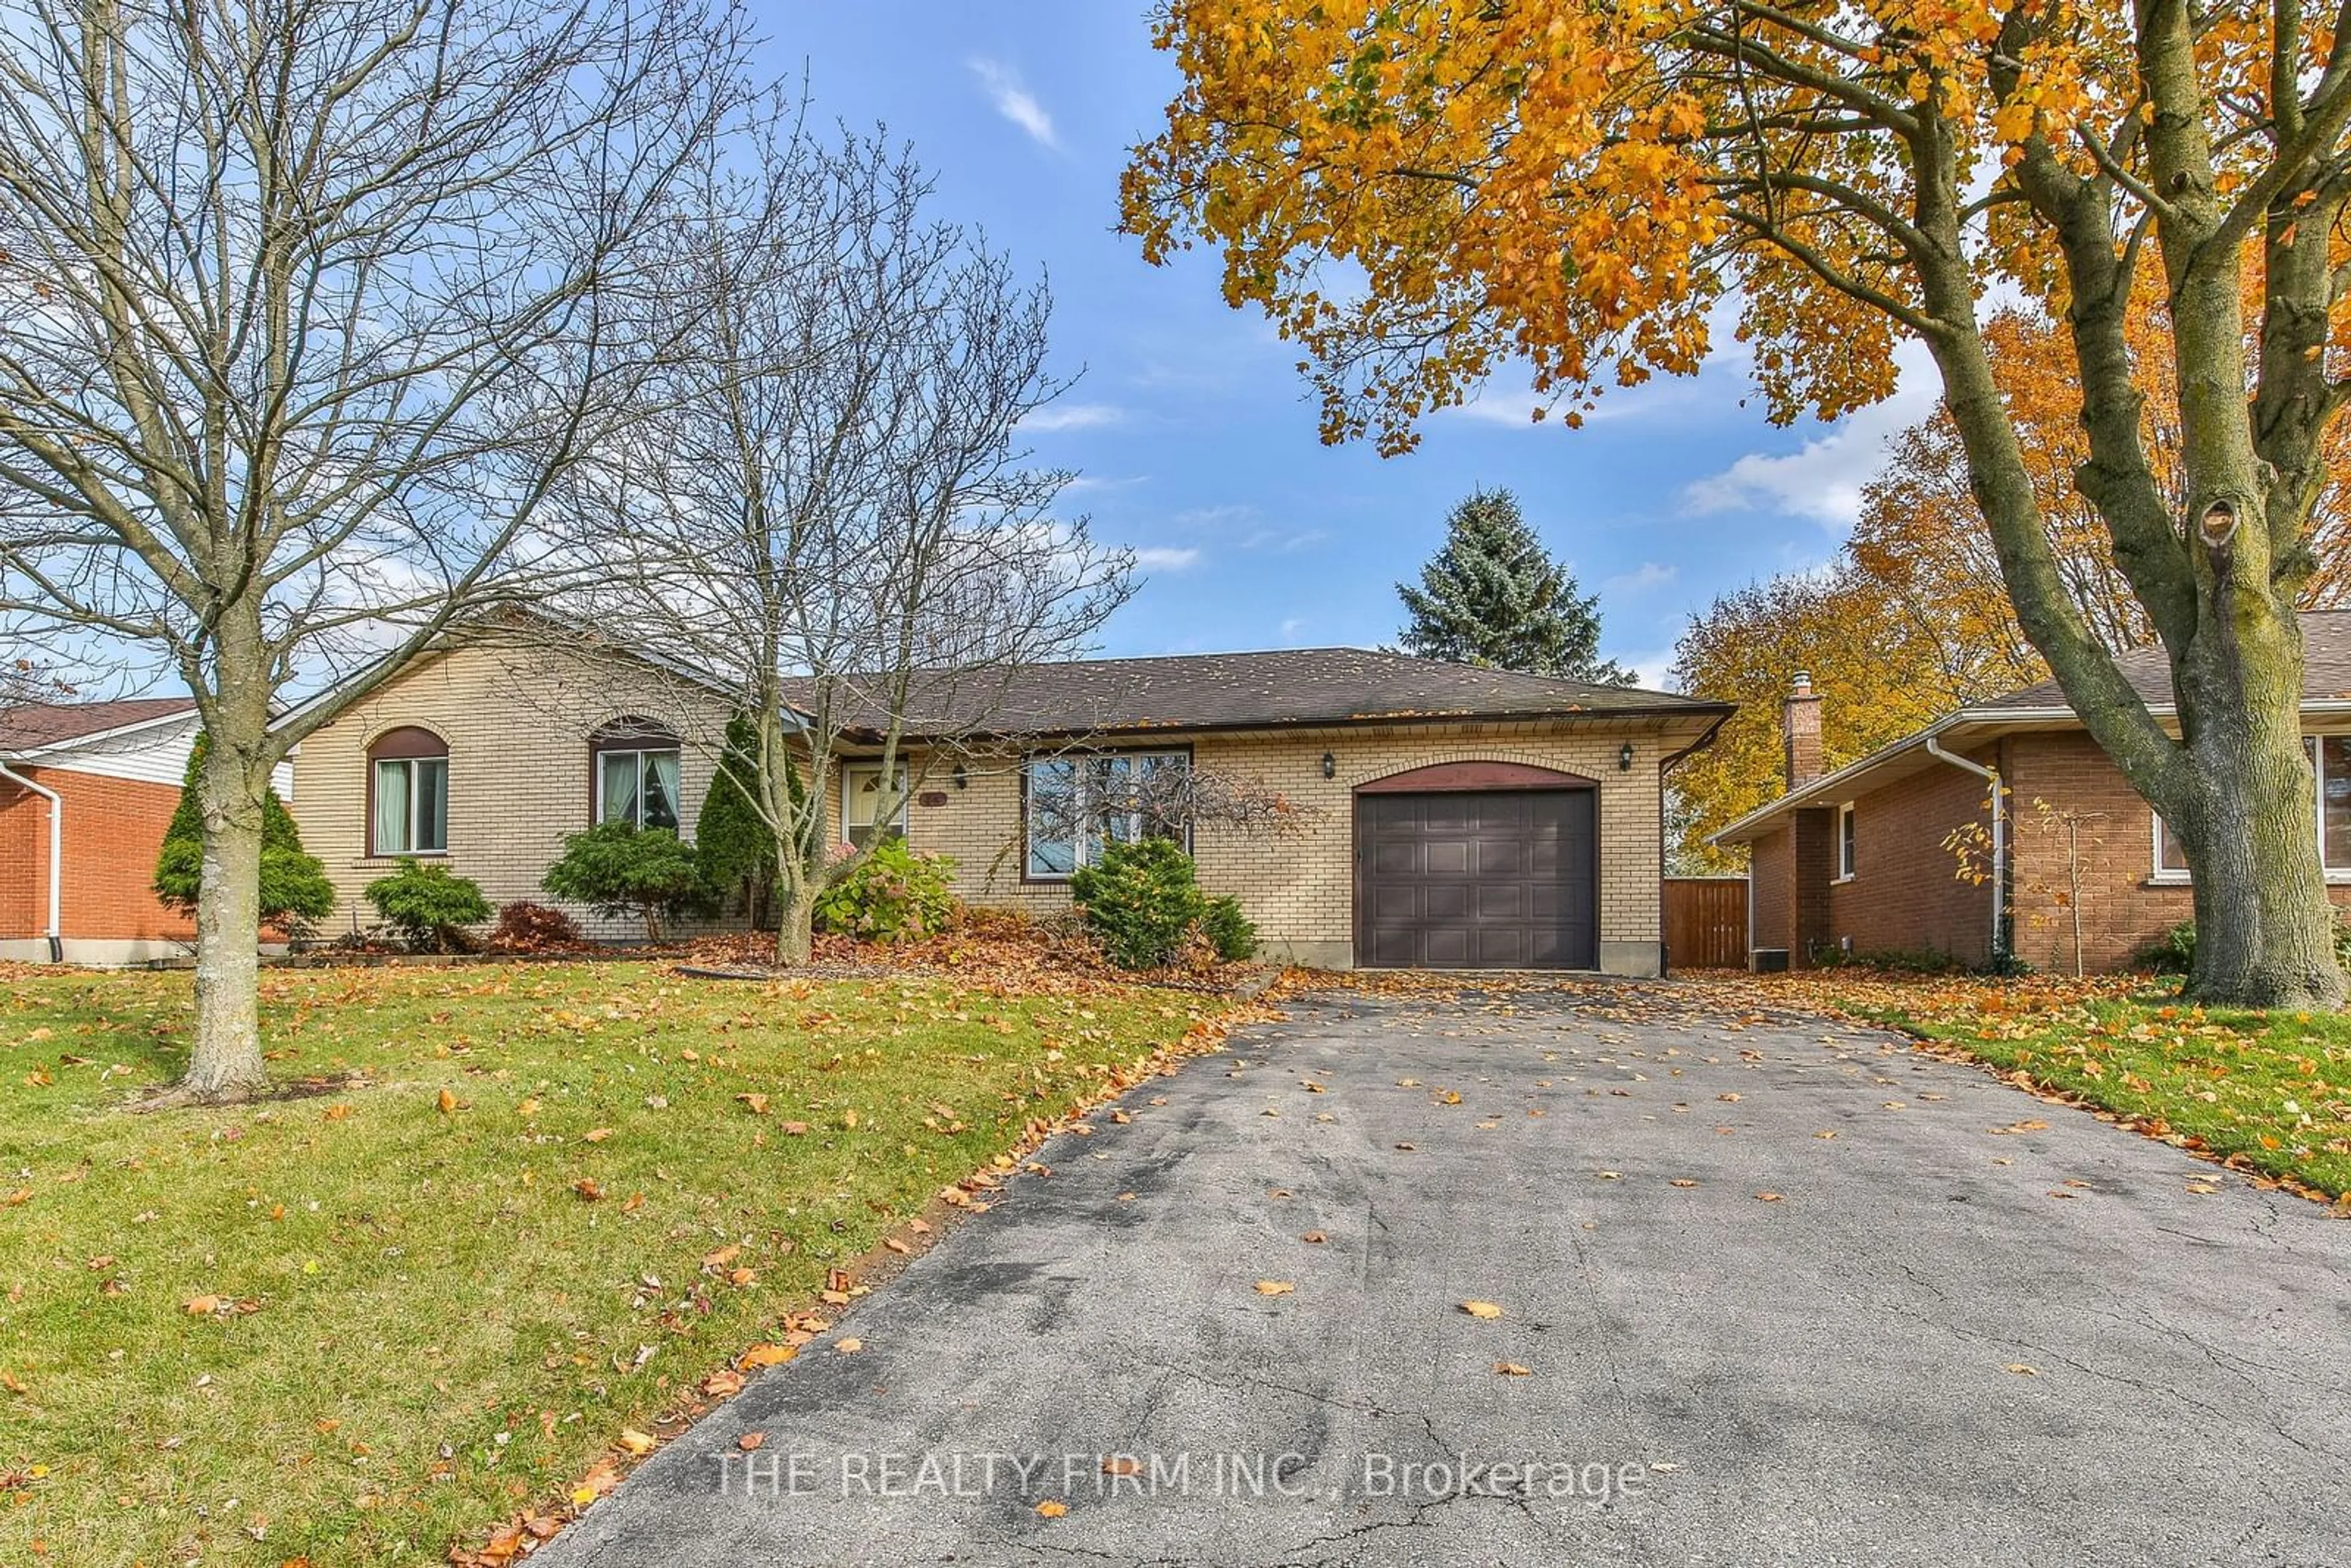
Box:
[539, 980, 2351, 1567]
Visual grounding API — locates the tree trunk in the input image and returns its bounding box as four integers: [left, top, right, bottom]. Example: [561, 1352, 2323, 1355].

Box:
[2174, 611, 2344, 1008]
[773, 880, 817, 967]
[181, 733, 272, 1101]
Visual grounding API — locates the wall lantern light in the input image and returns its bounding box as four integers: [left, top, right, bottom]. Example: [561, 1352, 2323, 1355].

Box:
[953, 763, 969, 790]
[1618, 742, 1635, 771]
[1320, 752, 1336, 781]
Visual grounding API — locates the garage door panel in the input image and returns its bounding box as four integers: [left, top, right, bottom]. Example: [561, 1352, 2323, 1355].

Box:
[1475, 928, 1530, 968]
[1423, 840, 1472, 876]
[1421, 926, 1472, 967]
[1475, 883, 1525, 921]
[1475, 838, 1533, 877]
[1528, 928, 1581, 966]
[1355, 789, 1597, 971]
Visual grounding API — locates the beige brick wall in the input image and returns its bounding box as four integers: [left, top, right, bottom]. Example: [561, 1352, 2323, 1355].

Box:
[290, 644, 732, 940]
[296, 645, 1677, 971]
[888, 724, 1667, 973]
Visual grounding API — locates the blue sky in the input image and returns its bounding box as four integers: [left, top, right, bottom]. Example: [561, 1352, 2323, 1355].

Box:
[760, 4, 1941, 689]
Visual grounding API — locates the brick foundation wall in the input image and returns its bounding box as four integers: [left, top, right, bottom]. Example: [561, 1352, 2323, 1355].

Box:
[0, 767, 194, 942]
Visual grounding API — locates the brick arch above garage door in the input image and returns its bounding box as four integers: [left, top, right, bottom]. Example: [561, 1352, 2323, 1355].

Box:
[1356, 760, 1599, 793]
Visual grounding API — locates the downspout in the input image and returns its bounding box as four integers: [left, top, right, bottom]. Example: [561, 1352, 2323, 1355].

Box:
[0, 760, 62, 962]
[1924, 735, 2003, 964]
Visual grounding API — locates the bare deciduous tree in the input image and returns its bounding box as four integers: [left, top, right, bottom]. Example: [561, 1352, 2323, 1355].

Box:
[0, 0, 752, 1100]
[550, 122, 1133, 964]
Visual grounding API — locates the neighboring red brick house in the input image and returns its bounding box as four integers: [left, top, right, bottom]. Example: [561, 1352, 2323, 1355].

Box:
[1712, 613, 2351, 975]
[0, 698, 203, 964]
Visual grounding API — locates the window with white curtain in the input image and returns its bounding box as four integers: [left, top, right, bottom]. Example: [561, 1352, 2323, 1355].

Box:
[591, 719, 681, 832]
[368, 727, 448, 855]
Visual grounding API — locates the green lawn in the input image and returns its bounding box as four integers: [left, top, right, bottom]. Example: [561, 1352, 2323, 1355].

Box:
[1856, 980, 2351, 1199]
[0, 961, 1229, 1566]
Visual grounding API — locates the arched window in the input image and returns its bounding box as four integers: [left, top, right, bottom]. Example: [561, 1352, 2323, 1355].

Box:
[591, 718, 681, 831]
[369, 727, 449, 855]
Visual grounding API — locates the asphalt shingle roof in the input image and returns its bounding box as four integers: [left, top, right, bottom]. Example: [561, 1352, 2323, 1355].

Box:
[1970, 609, 2351, 714]
[802, 647, 1726, 738]
[0, 697, 195, 755]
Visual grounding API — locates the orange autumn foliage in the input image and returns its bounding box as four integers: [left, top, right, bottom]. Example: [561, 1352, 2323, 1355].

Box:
[1675, 281, 2351, 868]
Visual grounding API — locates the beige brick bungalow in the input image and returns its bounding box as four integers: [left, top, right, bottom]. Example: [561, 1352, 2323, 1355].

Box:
[286, 632, 1731, 973]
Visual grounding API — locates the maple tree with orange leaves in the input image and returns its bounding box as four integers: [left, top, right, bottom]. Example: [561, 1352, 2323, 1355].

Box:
[1674, 280, 2351, 868]
[1125, 1, 2351, 1007]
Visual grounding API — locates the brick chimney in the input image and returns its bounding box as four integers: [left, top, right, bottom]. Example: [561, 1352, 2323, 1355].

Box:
[1783, 671, 1824, 790]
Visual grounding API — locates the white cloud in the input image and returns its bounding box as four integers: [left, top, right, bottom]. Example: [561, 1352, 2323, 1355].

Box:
[1605, 562, 1677, 596]
[1239, 526, 1328, 552]
[1622, 648, 1678, 692]
[1172, 503, 1257, 528]
[1679, 343, 1939, 530]
[968, 59, 1060, 150]
[1444, 388, 1555, 428]
[1134, 546, 1201, 571]
[1019, 402, 1125, 433]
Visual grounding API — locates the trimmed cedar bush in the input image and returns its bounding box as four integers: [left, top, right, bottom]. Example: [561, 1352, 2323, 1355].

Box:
[1068, 838, 1209, 969]
[694, 713, 789, 926]
[1201, 894, 1258, 962]
[363, 859, 492, 953]
[814, 840, 957, 944]
[541, 822, 709, 942]
[152, 733, 336, 938]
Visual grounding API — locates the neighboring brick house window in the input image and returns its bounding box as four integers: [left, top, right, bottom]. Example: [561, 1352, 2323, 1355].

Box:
[1835, 802, 1856, 881]
[842, 764, 907, 849]
[369, 727, 448, 856]
[1023, 751, 1191, 879]
[2153, 735, 2351, 880]
[591, 719, 681, 832]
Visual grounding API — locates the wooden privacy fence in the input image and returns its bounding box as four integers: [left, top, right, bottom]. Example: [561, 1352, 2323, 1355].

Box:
[1664, 877, 1747, 971]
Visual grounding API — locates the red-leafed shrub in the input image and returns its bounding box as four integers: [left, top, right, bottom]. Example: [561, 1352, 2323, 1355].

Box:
[489, 901, 585, 953]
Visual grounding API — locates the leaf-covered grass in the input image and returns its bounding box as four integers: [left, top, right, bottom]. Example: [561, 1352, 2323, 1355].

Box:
[1851, 979, 2351, 1198]
[0, 961, 1229, 1565]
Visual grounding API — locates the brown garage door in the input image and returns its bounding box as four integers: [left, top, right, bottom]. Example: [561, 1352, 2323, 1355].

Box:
[1355, 790, 1597, 969]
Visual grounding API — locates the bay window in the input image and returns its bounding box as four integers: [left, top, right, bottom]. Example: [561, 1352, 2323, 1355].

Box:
[1024, 751, 1190, 879]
